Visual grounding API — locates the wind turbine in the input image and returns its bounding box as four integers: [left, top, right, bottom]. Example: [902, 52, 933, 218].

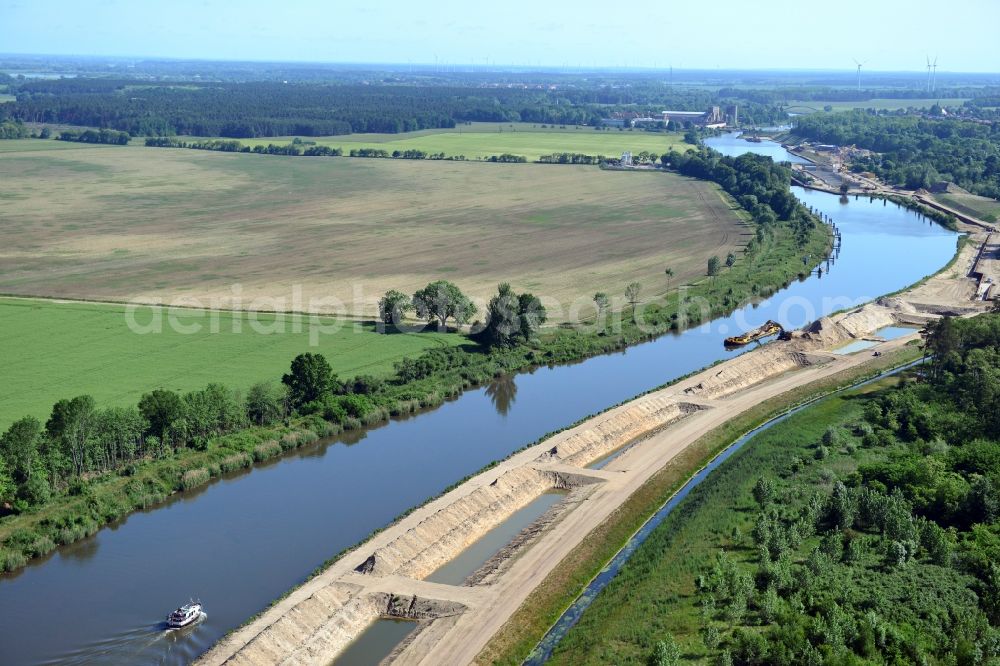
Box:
[926, 56, 933, 92]
[931, 56, 939, 93]
[853, 59, 865, 92]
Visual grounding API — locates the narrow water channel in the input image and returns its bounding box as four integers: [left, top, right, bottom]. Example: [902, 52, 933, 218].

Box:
[426, 491, 565, 586]
[331, 618, 417, 666]
[0, 138, 959, 665]
[832, 325, 918, 355]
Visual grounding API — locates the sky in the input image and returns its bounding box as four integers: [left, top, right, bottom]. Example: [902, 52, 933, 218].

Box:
[2, 0, 999, 72]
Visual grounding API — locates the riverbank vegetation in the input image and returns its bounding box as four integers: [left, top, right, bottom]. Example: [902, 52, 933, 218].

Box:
[886, 195, 960, 231]
[791, 112, 1000, 198]
[0, 150, 830, 572]
[550, 313, 1000, 665]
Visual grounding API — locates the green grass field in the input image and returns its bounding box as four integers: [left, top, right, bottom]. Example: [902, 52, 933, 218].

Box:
[15, 121, 687, 160]
[786, 98, 969, 113]
[0, 94, 15, 103]
[229, 122, 688, 161]
[935, 191, 1000, 222]
[0, 297, 462, 429]
[0, 138, 114, 153]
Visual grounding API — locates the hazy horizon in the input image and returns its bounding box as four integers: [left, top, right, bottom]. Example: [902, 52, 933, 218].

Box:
[3, 52, 998, 76]
[3, 0, 999, 73]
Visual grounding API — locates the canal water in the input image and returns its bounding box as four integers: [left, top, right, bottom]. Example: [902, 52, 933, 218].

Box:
[705, 131, 809, 164]
[832, 325, 918, 355]
[0, 139, 958, 665]
[331, 618, 417, 666]
[426, 491, 565, 586]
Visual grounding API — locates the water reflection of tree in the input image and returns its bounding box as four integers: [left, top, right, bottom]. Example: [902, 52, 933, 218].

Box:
[486, 374, 517, 417]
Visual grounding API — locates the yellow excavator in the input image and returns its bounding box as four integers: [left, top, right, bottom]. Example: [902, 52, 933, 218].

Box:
[724, 320, 783, 347]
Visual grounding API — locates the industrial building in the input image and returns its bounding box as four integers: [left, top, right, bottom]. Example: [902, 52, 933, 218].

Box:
[661, 106, 727, 128]
[601, 106, 732, 129]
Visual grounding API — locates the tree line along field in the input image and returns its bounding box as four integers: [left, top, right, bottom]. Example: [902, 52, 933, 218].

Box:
[164, 121, 690, 162]
[0, 141, 743, 319]
[230, 122, 691, 162]
[0, 297, 462, 430]
[15, 120, 690, 160]
[785, 98, 970, 113]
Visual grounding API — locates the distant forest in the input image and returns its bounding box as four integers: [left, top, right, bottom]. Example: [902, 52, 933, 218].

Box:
[0, 76, 785, 138]
[791, 111, 1000, 198]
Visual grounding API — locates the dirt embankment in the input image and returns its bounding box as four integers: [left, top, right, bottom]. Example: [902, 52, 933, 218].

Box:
[215, 583, 370, 666]
[354, 396, 707, 581]
[200, 585, 466, 666]
[537, 399, 703, 467]
[354, 466, 555, 580]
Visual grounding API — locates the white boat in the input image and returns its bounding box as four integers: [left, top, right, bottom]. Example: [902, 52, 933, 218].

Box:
[166, 602, 204, 629]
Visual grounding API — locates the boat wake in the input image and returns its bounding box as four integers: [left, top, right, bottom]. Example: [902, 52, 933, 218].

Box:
[42, 614, 209, 666]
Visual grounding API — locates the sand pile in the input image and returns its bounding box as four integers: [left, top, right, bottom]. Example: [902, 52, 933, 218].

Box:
[210, 583, 372, 666]
[538, 398, 702, 468]
[683, 347, 816, 399]
[836, 304, 899, 339]
[208, 588, 467, 666]
[355, 467, 553, 580]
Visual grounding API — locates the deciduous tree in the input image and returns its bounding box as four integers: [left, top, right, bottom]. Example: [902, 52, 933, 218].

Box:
[282, 353, 338, 408]
[412, 280, 476, 331]
[246, 382, 288, 426]
[625, 282, 641, 316]
[137, 390, 185, 445]
[378, 289, 413, 331]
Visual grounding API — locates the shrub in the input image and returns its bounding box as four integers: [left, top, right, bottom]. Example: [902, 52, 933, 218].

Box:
[57, 524, 88, 545]
[27, 536, 56, 558]
[318, 422, 342, 437]
[219, 452, 252, 473]
[361, 407, 389, 427]
[0, 549, 27, 573]
[821, 426, 841, 448]
[180, 468, 211, 491]
[252, 440, 282, 462]
[391, 399, 421, 416]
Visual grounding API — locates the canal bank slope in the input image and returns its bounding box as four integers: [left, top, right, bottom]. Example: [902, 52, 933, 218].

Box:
[196, 228, 989, 666]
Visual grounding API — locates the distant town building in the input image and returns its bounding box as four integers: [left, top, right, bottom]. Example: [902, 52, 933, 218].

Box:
[621, 151, 633, 167]
[661, 106, 727, 128]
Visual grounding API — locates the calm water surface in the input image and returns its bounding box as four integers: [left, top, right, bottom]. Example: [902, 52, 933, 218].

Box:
[426, 491, 565, 586]
[331, 619, 416, 666]
[0, 139, 958, 665]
